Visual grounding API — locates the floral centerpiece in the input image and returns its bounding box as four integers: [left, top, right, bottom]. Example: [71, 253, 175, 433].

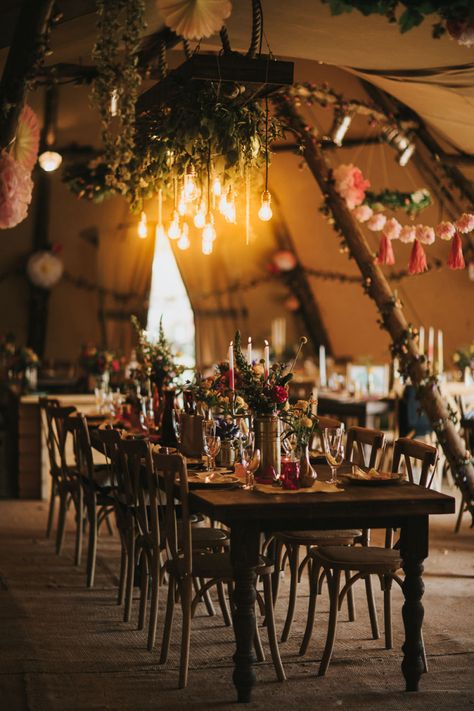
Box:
[131, 315, 185, 391]
[280, 398, 319, 449]
[233, 331, 292, 416]
[453, 342, 474, 376]
[189, 365, 247, 416]
[79, 344, 119, 377]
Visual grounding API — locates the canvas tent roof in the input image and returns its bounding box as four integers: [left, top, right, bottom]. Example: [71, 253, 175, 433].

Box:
[0, 1, 472, 365]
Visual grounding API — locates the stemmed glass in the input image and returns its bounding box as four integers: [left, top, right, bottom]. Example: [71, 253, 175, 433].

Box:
[322, 426, 345, 484]
[204, 434, 221, 473]
[241, 440, 260, 490]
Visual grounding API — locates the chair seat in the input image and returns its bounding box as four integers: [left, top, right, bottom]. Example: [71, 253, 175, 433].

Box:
[190, 527, 229, 549]
[275, 529, 362, 546]
[311, 545, 402, 573]
[166, 552, 273, 579]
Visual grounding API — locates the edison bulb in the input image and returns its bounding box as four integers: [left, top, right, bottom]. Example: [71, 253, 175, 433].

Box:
[168, 212, 181, 240]
[224, 189, 236, 224]
[212, 177, 222, 197]
[202, 220, 216, 242]
[178, 191, 187, 216]
[38, 150, 62, 172]
[177, 226, 190, 250]
[194, 202, 206, 228]
[218, 193, 228, 215]
[137, 212, 148, 239]
[110, 89, 119, 117]
[202, 238, 213, 255]
[184, 166, 197, 202]
[258, 190, 273, 222]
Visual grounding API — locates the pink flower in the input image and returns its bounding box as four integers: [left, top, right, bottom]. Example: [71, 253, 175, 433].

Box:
[415, 224, 435, 245]
[384, 217, 402, 240]
[352, 204, 373, 223]
[399, 225, 416, 243]
[436, 221, 456, 241]
[0, 151, 33, 229]
[272, 386, 288, 404]
[333, 163, 370, 210]
[456, 213, 474, 234]
[367, 213, 387, 232]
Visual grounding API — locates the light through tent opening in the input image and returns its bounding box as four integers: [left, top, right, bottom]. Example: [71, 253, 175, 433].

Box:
[147, 229, 195, 373]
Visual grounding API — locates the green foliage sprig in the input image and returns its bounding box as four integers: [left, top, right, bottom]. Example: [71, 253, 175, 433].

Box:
[63, 159, 118, 203]
[321, 1, 474, 38]
[131, 315, 185, 390]
[91, 0, 146, 193]
[364, 188, 432, 215]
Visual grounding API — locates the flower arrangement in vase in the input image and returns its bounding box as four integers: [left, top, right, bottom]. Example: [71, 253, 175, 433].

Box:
[280, 398, 319, 486]
[188, 364, 248, 416]
[131, 315, 185, 392]
[452, 342, 474, 378]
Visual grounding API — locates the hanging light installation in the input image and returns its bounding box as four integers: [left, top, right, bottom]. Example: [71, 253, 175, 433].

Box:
[177, 222, 190, 250]
[194, 201, 206, 228]
[202, 142, 217, 255]
[168, 211, 181, 239]
[258, 98, 273, 222]
[184, 164, 198, 202]
[155, 189, 166, 239]
[38, 150, 62, 172]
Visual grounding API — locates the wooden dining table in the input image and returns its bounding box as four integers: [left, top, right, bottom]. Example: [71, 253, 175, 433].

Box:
[189, 470, 454, 703]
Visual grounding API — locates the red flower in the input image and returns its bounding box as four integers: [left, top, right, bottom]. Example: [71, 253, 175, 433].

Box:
[272, 386, 288, 404]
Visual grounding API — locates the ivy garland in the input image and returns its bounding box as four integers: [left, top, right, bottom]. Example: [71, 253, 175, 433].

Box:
[62, 159, 117, 203]
[91, 0, 146, 193]
[321, 1, 474, 39]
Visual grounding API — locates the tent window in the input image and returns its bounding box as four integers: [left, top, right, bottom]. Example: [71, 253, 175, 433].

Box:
[147, 231, 195, 370]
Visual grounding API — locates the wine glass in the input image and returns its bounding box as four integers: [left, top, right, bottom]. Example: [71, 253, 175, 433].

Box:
[322, 426, 345, 484]
[204, 434, 221, 473]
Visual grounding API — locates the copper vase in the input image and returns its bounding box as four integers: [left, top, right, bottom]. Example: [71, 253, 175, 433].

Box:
[254, 415, 281, 481]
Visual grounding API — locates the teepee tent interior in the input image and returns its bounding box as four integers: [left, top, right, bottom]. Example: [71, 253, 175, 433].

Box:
[0, 2, 473, 708]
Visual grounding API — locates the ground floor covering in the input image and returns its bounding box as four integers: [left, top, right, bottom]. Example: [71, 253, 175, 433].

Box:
[0, 495, 473, 710]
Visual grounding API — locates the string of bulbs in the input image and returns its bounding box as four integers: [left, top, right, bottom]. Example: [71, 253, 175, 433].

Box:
[136, 101, 273, 253]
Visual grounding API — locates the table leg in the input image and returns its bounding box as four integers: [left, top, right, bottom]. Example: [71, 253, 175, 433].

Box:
[400, 516, 428, 692]
[230, 524, 260, 703]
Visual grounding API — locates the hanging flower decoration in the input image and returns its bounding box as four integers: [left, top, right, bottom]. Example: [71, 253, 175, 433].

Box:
[12, 105, 40, 172]
[0, 151, 34, 230]
[332, 163, 474, 274]
[157, 0, 232, 40]
[26, 248, 64, 289]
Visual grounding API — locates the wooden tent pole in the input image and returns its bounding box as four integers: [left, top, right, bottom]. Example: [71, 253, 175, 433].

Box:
[275, 95, 474, 522]
[0, 0, 55, 151]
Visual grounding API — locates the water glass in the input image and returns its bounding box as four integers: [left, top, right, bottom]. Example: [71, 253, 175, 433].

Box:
[323, 426, 345, 484]
[204, 434, 221, 472]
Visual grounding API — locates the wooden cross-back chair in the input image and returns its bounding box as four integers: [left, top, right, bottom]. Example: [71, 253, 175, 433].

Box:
[273, 423, 386, 645]
[346, 426, 386, 469]
[118, 437, 162, 647]
[39, 397, 63, 538]
[154, 450, 285, 689]
[46, 405, 81, 559]
[59, 414, 115, 587]
[454, 418, 474, 533]
[300, 437, 438, 677]
[94, 426, 133, 609]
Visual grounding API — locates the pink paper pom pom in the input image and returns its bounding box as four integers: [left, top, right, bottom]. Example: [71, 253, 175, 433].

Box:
[399, 225, 416, 243]
[352, 204, 373, 223]
[384, 217, 402, 240]
[415, 224, 435, 245]
[333, 163, 370, 210]
[367, 213, 387, 232]
[436, 221, 456, 241]
[456, 213, 474, 234]
[0, 151, 33, 229]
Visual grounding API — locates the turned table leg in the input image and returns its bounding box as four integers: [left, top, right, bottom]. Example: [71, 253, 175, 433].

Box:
[230, 524, 260, 703]
[400, 516, 428, 692]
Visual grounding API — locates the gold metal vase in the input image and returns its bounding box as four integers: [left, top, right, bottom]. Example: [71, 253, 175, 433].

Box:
[254, 415, 281, 480]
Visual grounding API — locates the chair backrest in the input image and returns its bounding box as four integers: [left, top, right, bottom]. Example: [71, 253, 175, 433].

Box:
[153, 451, 191, 576]
[39, 398, 60, 474]
[94, 426, 127, 500]
[46, 404, 77, 479]
[59, 413, 95, 482]
[119, 437, 160, 546]
[392, 437, 438, 488]
[346, 426, 385, 469]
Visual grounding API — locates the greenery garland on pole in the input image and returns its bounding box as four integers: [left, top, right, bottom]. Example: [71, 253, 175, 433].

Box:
[91, 0, 146, 194]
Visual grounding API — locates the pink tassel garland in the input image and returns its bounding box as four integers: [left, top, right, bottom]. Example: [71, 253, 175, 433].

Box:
[447, 232, 465, 270]
[408, 239, 428, 275]
[375, 232, 395, 265]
